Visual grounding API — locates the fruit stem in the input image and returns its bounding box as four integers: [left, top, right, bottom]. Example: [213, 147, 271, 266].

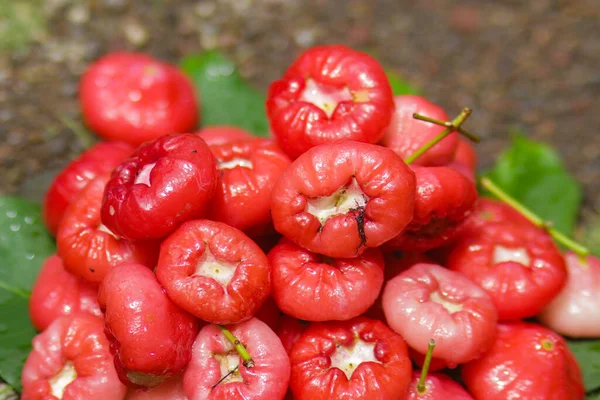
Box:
[417, 339, 436, 394]
[413, 112, 480, 143]
[480, 177, 590, 256]
[219, 325, 255, 368]
[405, 107, 474, 165]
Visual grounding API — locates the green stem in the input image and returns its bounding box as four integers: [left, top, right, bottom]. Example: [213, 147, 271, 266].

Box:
[412, 113, 480, 143]
[405, 108, 473, 165]
[480, 177, 590, 257]
[417, 339, 436, 394]
[219, 325, 254, 368]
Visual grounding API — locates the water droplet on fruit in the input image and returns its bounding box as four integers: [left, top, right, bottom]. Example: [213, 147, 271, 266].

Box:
[6, 210, 17, 218]
[25, 253, 35, 260]
[24, 216, 34, 224]
[9, 224, 20, 232]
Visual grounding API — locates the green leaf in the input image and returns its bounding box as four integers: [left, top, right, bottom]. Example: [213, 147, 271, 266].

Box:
[568, 340, 600, 393]
[180, 51, 270, 137]
[482, 134, 581, 235]
[385, 69, 420, 96]
[0, 196, 55, 391]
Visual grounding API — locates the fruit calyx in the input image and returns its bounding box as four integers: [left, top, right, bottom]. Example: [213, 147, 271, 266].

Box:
[329, 337, 380, 379]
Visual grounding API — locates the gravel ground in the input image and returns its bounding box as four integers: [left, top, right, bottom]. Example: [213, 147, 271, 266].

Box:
[1, 0, 600, 214]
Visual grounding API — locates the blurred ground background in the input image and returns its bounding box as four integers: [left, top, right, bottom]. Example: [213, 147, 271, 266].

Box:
[1, 0, 599, 214]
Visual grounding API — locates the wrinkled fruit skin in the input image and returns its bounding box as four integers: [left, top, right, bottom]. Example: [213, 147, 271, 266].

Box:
[380, 95, 458, 166]
[80, 52, 198, 146]
[271, 141, 416, 258]
[383, 263, 497, 366]
[267, 44, 394, 159]
[21, 314, 126, 400]
[43, 141, 133, 236]
[406, 371, 474, 400]
[196, 125, 252, 146]
[290, 317, 412, 400]
[57, 175, 159, 284]
[98, 263, 200, 388]
[101, 133, 218, 240]
[462, 322, 585, 400]
[156, 219, 271, 324]
[29, 254, 101, 332]
[447, 221, 567, 320]
[183, 318, 291, 400]
[384, 166, 477, 252]
[538, 251, 600, 338]
[269, 238, 384, 321]
[208, 138, 291, 232]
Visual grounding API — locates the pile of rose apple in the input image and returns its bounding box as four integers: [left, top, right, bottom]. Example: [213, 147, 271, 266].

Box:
[21, 45, 597, 400]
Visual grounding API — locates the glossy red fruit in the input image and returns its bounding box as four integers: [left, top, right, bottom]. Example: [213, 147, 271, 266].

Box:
[156, 219, 271, 324]
[266, 44, 394, 159]
[269, 238, 384, 321]
[462, 197, 532, 233]
[365, 251, 433, 322]
[448, 138, 477, 183]
[276, 314, 309, 354]
[43, 141, 133, 236]
[384, 166, 477, 252]
[208, 138, 291, 231]
[289, 317, 412, 400]
[447, 221, 567, 320]
[380, 95, 458, 166]
[196, 125, 252, 146]
[29, 254, 101, 332]
[98, 263, 200, 388]
[57, 175, 159, 284]
[383, 263, 497, 366]
[462, 322, 585, 400]
[183, 318, 290, 400]
[538, 252, 600, 338]
[21, 314, 126, 400]
[126, 374, 186, 400]
[101, 133, 218, 240]
[271, 141, 416, 258]
[80, 52, 198, 146]
[406, 371, 474, 400]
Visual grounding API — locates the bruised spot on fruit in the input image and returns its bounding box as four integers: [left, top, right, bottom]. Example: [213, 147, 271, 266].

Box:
[352, 89, 370, 103]
[193, 246, 238, 287]
[218, 158, 253, 170]
[214, 353, 244, 384]
[126, 370, 168, 388]
[306, 178, 368, 225]
[135, 162, 157, 186]
[540, 339, 554, 351]
[49, 361, 77, 398]
[479, 210, 494, 220]
[492, 245, 531, 266]
[353, 205, 367, 250]
[329, 339, 380, 379]
[299, 78, 353, 118]
[429, 291, 463, 314]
